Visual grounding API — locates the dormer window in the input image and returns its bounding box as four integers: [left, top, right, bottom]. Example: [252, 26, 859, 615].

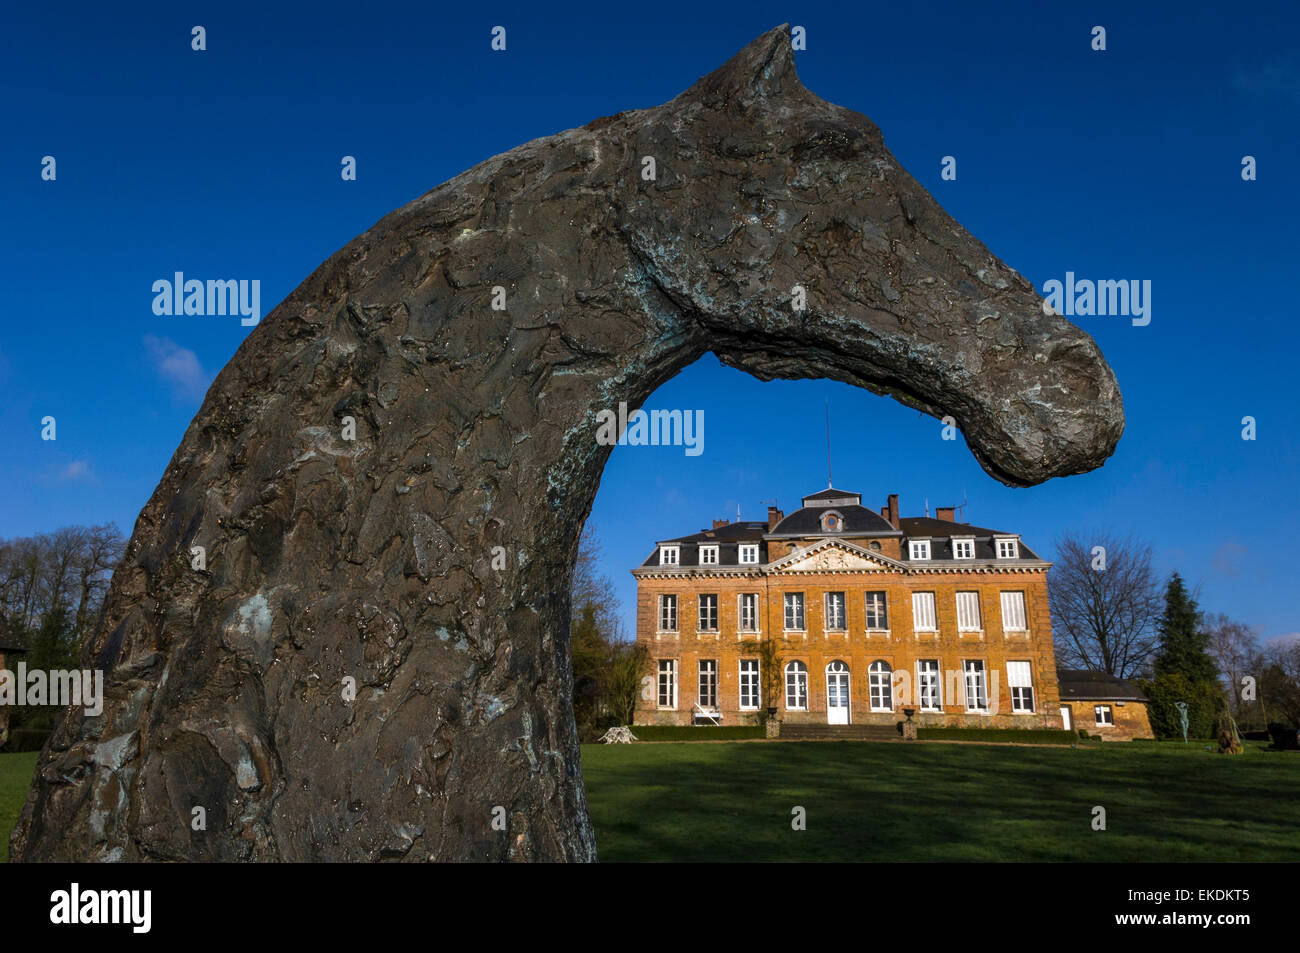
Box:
[952, 538, 975, 560]
[820, 510, 844, 533]
[659, 545, 680, 566]
[995, 537, 1020, 559]
[699, 544, 719, 565]
[738, 544, 759, 565]
[909, 539, 931, 561]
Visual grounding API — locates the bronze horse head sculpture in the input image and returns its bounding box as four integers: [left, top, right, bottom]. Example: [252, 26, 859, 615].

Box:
[11, 25, 1121, 861]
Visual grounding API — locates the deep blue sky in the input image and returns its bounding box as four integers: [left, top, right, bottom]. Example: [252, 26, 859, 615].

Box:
[3, 2, 1297, 645]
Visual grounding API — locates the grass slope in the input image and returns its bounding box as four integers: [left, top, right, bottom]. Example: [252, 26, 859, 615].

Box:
[0, 753, 37, 864]
[4, 743, 1293, 862]
[581, 740, 1298, 862]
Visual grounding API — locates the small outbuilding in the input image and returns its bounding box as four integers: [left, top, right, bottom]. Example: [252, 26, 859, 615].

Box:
[1056, 669, 1154, 740]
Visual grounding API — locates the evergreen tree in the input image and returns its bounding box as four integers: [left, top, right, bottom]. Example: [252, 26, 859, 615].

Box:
[29, 603, 77, 673]
[569, 601, 606, 729]
[1152, 573, 1217, 682]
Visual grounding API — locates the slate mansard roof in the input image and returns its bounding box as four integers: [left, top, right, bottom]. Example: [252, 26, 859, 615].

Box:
[635, 486, 1046, 571]
[1057, 670, 1150, 703]
[769, 504, 899, 538]
[899, 518, 1043, 562]
[637, 520, 770, 569]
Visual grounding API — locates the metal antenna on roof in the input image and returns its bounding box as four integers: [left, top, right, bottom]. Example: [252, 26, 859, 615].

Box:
[825, 400, 832, 488]
[956, 489, 968, 522]
[924, 496, 929, 518]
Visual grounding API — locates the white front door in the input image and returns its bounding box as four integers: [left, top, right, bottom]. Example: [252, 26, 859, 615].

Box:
[1060, 705, 1072, 730]
[826, 661, 850, 725]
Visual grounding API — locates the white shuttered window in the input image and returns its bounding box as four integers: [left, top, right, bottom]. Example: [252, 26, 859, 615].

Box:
[912, 592, 937, 631]
[956, 592, 982, 631]
[1001, 591, 1028, 631]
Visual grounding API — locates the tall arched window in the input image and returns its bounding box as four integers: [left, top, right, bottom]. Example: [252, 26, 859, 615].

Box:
[785, 661, 808, 710]
[869, 660, 893, 711]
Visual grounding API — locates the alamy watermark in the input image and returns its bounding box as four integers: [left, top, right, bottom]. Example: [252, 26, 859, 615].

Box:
[595, 402, 703, 456]
[152, 272, 260, 326]
[0, 663, 104, 716]
[1041, 272, 1151, 326]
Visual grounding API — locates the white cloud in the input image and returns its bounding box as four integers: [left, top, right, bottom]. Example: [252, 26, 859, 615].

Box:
[1212, 541, 1248, 578]
[58, 460, 91, 482]
[145, 335, 211, 401]
[1232, 62, 1300, 102]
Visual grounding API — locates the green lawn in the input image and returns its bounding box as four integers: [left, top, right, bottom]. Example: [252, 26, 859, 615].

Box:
[581, 740, 1299, 862]
[4, 742, 1294, 862]
[0, 752, 37, 864]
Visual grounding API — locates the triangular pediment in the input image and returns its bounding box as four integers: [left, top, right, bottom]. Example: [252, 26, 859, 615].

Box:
[770, 539, 903, 573]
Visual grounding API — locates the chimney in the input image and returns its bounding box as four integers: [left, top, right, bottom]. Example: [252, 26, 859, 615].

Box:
[712, 518, 729, 529]
[936, 506, 955, 522]
[886, 494, 899, 529]
[767, 506, 784, 531]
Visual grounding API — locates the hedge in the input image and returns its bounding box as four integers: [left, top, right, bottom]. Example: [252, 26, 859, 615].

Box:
[618, 725, 765, 741]
[917, 727, 1081, 744]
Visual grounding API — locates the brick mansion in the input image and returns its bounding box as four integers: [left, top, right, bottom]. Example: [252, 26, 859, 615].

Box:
[632, 485, 1065, 729]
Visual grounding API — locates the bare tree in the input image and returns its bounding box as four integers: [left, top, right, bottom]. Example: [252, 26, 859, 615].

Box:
[568, 523, 632, 733]
[72, 523, 125, 636]
[1049, 531, 1163, 678]
[0, 524, 124, 639]
[1204, 613, 1260, 716]
[1251, 637, 1300, 729]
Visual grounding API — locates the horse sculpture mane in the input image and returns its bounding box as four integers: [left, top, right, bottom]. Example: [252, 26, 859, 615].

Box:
[11, 25, 1122, 861]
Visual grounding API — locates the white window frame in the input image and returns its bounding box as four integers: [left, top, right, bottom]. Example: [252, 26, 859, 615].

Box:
[657, 659, 677, 709]
[1095, 705, 1114, 726]
[952, 537, 975, 560]
[738, 543, 759, 565]
[659, 545, 680, 566]
[1000, 591, 1028, 632]
[869, 660, 893, 712]
[963, 659, 988, 713]
[912, 591, 937, 632]
[698, 544, 719, 565]
[658, 594, 677, 632]
[864, 591, 889, 631]
[956, 591, 982, 632]
[918, 659, 942, 711]
[698, 659, 718, 709]
[824, 591, 847, 632]
[785, 661, 808, 710]
[826, 660, 851, 717]
[784, 592, 806, 632]
[739, 659, 760, 710]
[738, 592, 758, 633]
[698, 593, 718, 632]
[1007, 661, 1034, 713]
[909, 539, 931, 561]
[995, 537, 1020, 560]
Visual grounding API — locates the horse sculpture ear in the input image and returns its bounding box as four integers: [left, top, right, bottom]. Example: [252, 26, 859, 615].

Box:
[677, 24, 801, 111]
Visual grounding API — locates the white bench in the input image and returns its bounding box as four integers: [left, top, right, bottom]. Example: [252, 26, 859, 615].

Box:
[693, 704, 723, 726]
